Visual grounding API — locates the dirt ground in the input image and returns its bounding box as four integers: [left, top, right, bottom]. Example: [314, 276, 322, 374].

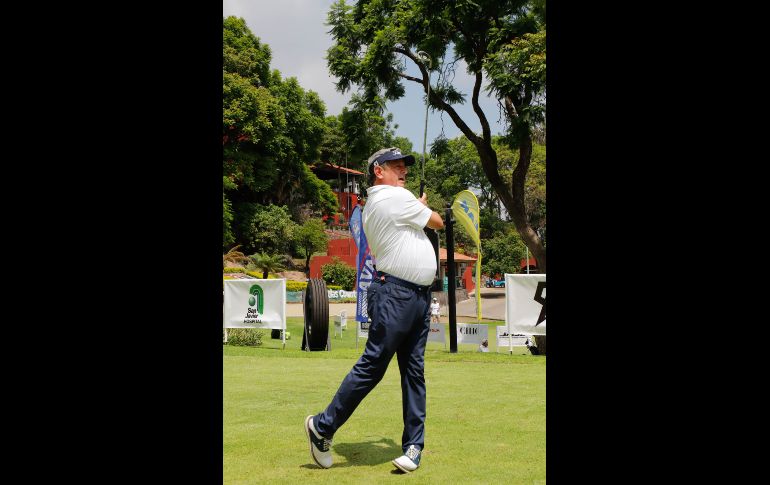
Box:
[276, 271, 307, 281]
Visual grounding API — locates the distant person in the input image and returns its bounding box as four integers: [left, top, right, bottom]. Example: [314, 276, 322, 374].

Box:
[478, 339, 489, 352]
[304, 147, 444, 473]
[430, 297, 440, 323]
[526, 336, 540, 355]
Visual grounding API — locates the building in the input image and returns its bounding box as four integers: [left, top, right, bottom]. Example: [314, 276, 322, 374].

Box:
[439, 248, 477, 292]
[520, 256, 539, 273]
[309, 161, 364, 226]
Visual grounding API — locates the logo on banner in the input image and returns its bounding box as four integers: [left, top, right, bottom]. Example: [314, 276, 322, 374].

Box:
[245, 284, 264, 325]
[533, 282, 546, 326]
[458, 199, 479, 233]
[357, 247, 374, 320]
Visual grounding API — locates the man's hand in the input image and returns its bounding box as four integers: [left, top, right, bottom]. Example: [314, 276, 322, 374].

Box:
[418, 193, 429, 207]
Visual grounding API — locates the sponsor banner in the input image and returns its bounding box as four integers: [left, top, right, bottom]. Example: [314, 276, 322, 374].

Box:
[451, 190, 482, 320]
[328, 289, 357, 300]
[428, 322, 445, 343]
[223, 279, 286, 330]
[505, 274, 546, 336]
[350, 205, 375, 322]
[456, 323, 488, 345]
[496, 326, 528, 347]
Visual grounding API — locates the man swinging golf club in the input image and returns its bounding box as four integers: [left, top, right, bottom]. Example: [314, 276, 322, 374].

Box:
[305, 147, 444, 473]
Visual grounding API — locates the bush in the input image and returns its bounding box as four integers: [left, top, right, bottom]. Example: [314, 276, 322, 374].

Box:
[286, 281, 308, 292]
[321, 257, 356, 291]
[327, 284, 343, 290]
[224, 328, 263, 346]
[224, 267, 245, 273]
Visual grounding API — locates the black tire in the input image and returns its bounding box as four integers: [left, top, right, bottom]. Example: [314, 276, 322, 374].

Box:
[303, 278, 329, 351]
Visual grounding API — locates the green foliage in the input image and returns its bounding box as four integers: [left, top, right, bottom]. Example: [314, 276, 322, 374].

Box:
[485, 31, 546, 130]
[297, 165, 338, 216]
[248, 252, 286, 279]
[223, 179, 236, 248]
[321, 257, 357, 291]
[224, 328, 263, 347]
[223, 267, 246, 274]
[285, 281, 308, 292]
[482, 230, 527, 277]
[223, 17, 272, 87]
[293, 218, 329, 269]
[327, 284, 343, 290]
[236, 203, 297, 255]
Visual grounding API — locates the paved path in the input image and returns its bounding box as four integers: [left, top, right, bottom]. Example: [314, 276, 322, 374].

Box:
[286, 287, 506, 322]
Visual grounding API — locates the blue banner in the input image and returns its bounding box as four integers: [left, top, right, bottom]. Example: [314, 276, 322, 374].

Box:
[349, 205, 375, 322]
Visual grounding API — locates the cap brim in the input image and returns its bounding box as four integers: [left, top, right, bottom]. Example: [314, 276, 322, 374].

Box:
[401, 154, 416, 166]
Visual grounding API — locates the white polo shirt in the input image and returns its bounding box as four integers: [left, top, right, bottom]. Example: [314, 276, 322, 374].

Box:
[363, 185, 437, 286]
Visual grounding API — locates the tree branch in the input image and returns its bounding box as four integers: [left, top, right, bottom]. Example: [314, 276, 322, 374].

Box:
[471, 70, 491, 143]
[394, 46, 482, 146]
[396, 72, 422, 84]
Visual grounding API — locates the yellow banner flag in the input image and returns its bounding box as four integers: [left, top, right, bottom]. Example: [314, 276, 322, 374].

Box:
[451, 190, 482, 321]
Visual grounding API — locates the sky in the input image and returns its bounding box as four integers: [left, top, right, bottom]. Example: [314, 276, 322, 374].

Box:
[222, 0, 507, 162]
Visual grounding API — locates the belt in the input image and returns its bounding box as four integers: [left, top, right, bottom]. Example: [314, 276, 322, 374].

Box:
[376, 272, 430, 293]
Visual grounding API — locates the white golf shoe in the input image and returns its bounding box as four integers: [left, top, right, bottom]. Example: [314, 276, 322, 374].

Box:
[304, 415, 333, 469]
[392, 445, 421, 472]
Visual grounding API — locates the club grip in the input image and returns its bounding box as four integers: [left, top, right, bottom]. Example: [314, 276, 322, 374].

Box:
[419, 181, 425, 198]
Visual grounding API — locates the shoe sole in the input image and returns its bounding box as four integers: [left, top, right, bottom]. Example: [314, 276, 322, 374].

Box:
[392, 459, 417, 473]
[305, 415, 330, 469]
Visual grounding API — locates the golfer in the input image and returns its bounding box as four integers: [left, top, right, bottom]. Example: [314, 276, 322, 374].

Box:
[305, 147, 444, 473]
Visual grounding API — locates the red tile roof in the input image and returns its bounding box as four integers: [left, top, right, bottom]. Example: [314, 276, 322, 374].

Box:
[439, 248, 477, 262]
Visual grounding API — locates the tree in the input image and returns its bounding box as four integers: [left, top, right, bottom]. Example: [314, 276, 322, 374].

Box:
[236, 203, 297, 255]
[248, 252, 286, 279]
[482, 230, 527, 277]
[293, 219, 330, 273]
[326, 0, 547, 270]
[223, 16, 338, 250]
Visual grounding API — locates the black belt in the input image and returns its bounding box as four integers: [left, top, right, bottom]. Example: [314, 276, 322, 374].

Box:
[376, 271, 430, 293]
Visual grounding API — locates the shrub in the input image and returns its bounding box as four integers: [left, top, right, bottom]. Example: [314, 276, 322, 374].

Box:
[286, 281, 308, 292]
[327, 284, 343, 290]
[321, 257, 356, 291]
[224, 328, 263, 346]
[224, 267, 245, 273]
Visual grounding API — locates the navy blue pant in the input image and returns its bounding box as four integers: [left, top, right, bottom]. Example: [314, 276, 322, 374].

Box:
[313, 275, 431, 453]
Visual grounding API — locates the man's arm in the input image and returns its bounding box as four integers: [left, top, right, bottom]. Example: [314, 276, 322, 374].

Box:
[418, 193, 445, 230]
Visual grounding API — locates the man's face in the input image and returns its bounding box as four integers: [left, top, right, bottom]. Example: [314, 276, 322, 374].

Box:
[375, 159, 408, 187]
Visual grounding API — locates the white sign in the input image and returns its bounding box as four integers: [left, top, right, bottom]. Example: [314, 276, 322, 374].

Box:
[223, 279, 286, 330]
[428, 322, 445, 343]
[496, 325, 527, 352]
[505, 274, 546, 336]
[456, 323, 488, 345]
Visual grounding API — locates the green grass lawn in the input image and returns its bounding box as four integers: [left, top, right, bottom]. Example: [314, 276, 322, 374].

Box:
[224, 317, 545, 484]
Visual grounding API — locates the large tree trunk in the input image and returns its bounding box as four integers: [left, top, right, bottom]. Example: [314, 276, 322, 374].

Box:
[476, 138, 547, 273]
[407, 49, 546, 272]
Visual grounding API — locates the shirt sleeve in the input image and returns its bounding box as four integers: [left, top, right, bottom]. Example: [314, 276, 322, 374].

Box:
[392, 187, 433, 229]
